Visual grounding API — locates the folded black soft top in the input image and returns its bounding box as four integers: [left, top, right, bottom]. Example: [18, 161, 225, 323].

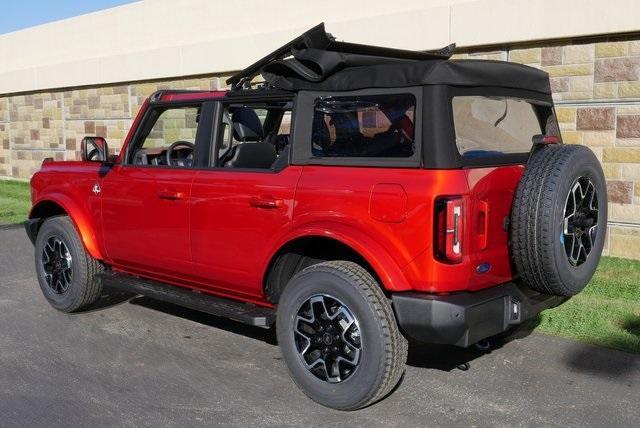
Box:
[227, 23, 551, 94]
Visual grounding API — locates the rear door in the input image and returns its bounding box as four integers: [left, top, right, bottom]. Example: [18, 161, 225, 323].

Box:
[189, 100, 301, 299]
[101, 103, 205, 277]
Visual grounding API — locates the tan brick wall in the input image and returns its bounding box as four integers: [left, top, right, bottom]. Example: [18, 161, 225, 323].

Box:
[1, 35, 639, 259]
[0, 75, 228, 178]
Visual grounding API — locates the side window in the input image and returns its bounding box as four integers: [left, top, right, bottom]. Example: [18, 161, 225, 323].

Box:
[311, 94, 416, 158]
[131, 106, 199, 167]
[215, 105, 290, 170]
[451, 96, 544, 159]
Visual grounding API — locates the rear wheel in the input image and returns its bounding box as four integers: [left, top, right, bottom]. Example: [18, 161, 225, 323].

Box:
[511, 144, 607, 296]
[34, 216, 104, 312]
[276, 261, 407, 410]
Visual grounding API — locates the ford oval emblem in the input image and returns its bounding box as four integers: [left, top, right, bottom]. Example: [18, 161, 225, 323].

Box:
[476, 262, 491, 274]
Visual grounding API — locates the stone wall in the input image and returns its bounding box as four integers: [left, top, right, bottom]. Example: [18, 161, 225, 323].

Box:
[0, 75, 228, 178]
[1, 34, 639, 259]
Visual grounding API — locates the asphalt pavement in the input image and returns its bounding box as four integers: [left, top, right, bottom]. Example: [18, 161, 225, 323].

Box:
[1, 226, 638, 427]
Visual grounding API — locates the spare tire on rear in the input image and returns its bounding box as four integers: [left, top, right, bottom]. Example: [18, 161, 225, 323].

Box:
[510, 144, 607, 297]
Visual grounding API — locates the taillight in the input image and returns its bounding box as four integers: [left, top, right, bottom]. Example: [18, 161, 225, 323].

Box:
[434, 196, 464, 263]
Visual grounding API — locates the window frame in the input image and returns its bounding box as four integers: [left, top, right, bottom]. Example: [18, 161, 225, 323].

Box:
[292, 87, 423, 168]
[122, 101, 208, 169]
[208, 97, 295, 173]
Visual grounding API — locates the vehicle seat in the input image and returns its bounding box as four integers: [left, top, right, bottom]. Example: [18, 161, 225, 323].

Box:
[232, 107, 264, 142]
[223, 107, 276, 168]
[226, 142, 276, 169]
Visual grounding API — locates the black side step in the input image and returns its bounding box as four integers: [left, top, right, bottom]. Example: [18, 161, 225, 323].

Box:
[99, 272, 275, 327]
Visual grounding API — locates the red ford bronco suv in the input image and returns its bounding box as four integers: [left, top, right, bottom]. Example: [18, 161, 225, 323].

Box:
[25, 24, 607, 410]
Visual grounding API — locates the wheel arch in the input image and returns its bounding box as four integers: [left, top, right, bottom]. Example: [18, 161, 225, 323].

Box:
[29, 199, 67, 220]
[262, 226, 412, 303]
[29, 195, 104, 260]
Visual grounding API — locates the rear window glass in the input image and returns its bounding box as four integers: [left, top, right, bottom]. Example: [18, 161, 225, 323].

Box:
[452, 96, 543, 159]
[311, 94, 416, 158]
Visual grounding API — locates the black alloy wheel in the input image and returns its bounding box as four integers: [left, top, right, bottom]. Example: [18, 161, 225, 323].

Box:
[293, 294, 362, 383]
[41, 236, 74, 294]
[562, 176, 599, 267]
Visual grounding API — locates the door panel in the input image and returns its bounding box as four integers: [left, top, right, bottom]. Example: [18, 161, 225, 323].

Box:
[190, 166, 303, 297]
[101, 166, 194, 276]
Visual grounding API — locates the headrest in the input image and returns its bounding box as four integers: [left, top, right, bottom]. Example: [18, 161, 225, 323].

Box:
[231, 107, 264, 142]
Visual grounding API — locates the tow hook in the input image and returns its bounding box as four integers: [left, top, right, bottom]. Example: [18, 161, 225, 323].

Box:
[456, 340, 492, 371]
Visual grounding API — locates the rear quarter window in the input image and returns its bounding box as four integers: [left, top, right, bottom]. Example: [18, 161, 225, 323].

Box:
[452, 96, 550, 160]
[311, 93, 416, 158]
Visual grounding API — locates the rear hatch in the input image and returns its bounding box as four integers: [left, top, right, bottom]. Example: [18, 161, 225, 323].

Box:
[449, 95, 560, 291]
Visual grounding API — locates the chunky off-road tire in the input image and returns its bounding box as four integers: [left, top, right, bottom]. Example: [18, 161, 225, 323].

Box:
[276, 261, 407, 410]
[511, 144, 607, 296]
[34, 216, 104, 312]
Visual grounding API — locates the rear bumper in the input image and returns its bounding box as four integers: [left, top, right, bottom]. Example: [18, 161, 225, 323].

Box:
[392, 282, 566, 347]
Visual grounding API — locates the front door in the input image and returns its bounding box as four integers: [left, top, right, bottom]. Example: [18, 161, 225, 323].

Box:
[101, 104, 203, 277]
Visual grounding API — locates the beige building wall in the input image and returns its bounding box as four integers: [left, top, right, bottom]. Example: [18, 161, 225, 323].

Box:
[453, 35, 640, 259]
[0, 0, 639, 259]
[2, 0, 640, 95]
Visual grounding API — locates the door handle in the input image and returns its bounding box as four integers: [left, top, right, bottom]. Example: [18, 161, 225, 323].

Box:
[157, 190, 185, 200]
[250, 196, 284, 209]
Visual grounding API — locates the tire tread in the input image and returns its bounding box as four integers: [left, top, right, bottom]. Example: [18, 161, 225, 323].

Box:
[283, 260, 407, 410]
[511, 144, 606, 296]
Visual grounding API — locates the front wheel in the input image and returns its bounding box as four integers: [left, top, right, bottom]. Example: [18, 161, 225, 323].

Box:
[34, 216, 104, 312]
[276, 261, 407, 410]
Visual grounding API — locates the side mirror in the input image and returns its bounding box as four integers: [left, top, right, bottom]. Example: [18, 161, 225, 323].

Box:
[81, 136, 109, 162]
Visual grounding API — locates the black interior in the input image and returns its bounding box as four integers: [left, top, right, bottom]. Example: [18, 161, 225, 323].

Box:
[225, 142, 277, 169]
[132, 145, 194, 167]
[218, 103, 292, 170]
[129, 106, 199, 167]
[125, 99, 293, 171]
[311, 94, 416, 158]
[232, 107, 264, 141]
